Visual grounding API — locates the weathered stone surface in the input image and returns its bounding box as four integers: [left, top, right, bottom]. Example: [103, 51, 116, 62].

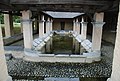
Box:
[3, 34, 23, 46]
[81, 39, 92, 52]
[109, 3, 120, 81]
[22, 10, 33, 49]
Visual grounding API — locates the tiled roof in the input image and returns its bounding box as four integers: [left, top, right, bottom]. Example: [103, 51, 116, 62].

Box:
[44, 11, 84, 18]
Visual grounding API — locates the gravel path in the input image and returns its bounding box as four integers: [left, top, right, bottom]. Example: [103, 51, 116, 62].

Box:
[7, 58, 112, 78]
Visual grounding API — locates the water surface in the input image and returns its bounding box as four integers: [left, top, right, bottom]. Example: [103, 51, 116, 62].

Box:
[40, 34, 86, 55]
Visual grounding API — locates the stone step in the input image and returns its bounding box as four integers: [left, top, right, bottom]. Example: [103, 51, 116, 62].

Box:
[45, 78, 79, 81]
[13, 78, 79, 81]
[13, 80, 45, 81]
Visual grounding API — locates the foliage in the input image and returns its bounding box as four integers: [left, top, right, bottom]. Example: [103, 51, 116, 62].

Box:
[0, 13, 20, 24]
[13, 16, 20, 23]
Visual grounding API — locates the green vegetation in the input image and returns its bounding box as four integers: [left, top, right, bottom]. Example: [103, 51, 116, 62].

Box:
[0, 13, 20, 24]
[13, 15, 20, 23]
[0, 13, 21, 36]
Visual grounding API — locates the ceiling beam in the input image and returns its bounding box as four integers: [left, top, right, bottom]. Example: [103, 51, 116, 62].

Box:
[0, 0, 118, 13]
[10, 0, 113, 6]
[0, 11, 22, 16]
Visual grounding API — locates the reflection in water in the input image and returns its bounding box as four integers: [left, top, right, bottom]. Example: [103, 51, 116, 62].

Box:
[74, 39, 80, 54]
[45, 39, 51, 53]
[52, 34, 73, 54]
[40, 34, 86, 54]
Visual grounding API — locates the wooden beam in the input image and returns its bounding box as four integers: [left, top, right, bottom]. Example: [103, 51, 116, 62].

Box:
[10, 0, 113, 6]
[29, 5, 95, 13]
[0, 11, 22, 16]
[0, 0, 118, 13]
[97, 0, 119, 12]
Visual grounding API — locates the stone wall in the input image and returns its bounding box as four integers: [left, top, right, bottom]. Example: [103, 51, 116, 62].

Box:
[53, 22, 61, 30]
[65, 22, 73, 30]
[109, 4, 120, 81]
[53, 19, 73, 31]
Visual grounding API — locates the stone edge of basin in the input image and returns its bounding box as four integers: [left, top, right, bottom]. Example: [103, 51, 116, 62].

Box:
[22, 31, 101, 63]
[23, 48, 101, 63]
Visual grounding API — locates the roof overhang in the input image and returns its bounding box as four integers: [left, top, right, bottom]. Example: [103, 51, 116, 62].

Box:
[43, 11, 84, 18]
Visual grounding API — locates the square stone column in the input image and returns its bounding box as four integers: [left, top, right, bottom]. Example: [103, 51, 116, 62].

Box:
[46, 17, 50, 33]
[75, 19, 78, 32]
[77, 22, 80, 34]
[91, 22, 105, 51]
[0, 22, 12, 81]
[75, 19, 80, 34]
[50, 19, 53, 32]
[50, 38, 53, 51]
[72, 38, 75, 50]
[73, 19, 76, 31]
[81, 22, 88, 39]
[21, 10, 33, 49]
[46, 39, 51, 53]
[107, 2, 120, 81]
[74, 40, 80, 54]
[4, 13, 14, 37]
[91, 12, 105, 52]
[39, 15, 45, 37]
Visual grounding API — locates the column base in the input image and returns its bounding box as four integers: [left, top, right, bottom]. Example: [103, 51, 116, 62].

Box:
[6, 76, 12, 81]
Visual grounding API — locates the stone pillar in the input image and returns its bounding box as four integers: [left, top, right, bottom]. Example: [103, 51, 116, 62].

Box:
[76, 18, 80, 34]
[21, 10, 33, 49]
[46, 17, 50, 33]
[0, 22, 12, 81]
[39, 15, 45, 37]
[108, 2, 120, 81]
[77, 22, 80, 34]
[75, 19, 77, 32]
[4, 13, 14, 37]
[73, 19, 76, 31]
[50, 38, 53, 52]
[72, 38, 75, 52]
[74, 40, 80, 54]
[50, 19, 53, 32]
[46, 39, 51, 53]
[91, 13, 105, 51]
[81, 17, 88, 39]
[46, 20, 51, 52]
